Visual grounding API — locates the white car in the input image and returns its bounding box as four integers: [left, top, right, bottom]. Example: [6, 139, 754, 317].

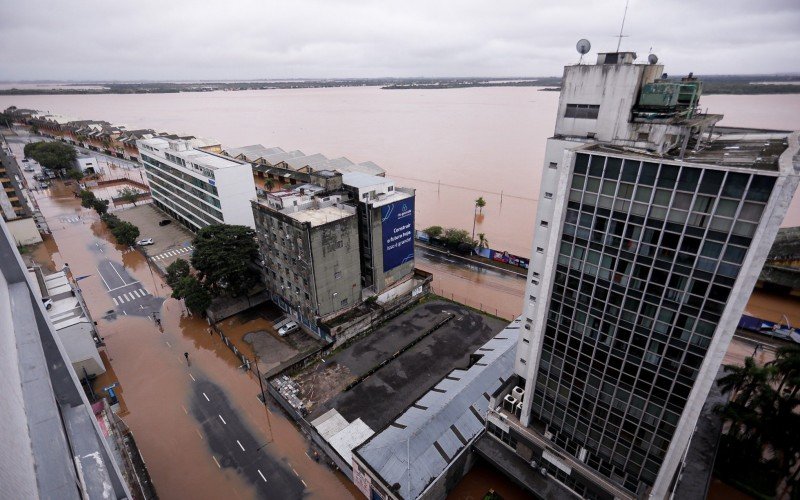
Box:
[278, 321, 299, 336]
[136, 238, 154, 246]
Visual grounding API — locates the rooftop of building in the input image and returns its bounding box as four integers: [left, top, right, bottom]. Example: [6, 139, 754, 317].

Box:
[223, 144, 284, 160]
[138, 137, 242, 170]
[228, 143, 386, 176]
[354, 319, 520, 499]
[287, 203, 356, 227]
[583, 127, 793, 172]
[0, 220, 129, 499]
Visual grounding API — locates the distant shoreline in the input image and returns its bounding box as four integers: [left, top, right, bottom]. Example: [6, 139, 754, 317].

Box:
[1, 76, 799, 96]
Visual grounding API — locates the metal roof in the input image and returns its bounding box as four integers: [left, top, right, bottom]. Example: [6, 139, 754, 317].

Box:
[354, 320, 520, 499]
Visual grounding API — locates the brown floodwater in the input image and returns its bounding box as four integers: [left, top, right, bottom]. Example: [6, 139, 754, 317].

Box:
[12, 135, 357, 499]
[2, 88, 798, 256]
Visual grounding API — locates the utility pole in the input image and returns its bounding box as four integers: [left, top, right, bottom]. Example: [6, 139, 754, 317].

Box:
[254, 355, 274, 446]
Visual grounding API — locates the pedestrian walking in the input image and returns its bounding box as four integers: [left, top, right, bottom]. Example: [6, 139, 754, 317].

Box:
[184, 352, 190, 366]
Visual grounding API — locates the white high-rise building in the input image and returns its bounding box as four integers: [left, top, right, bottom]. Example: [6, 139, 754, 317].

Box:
[137, 137, 256, 230]
[486, 51, 800, 499]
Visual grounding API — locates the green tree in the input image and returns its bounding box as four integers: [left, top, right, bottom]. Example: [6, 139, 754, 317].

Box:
[67, 169, 84, 181]
[477, 233, 489, 249]
[165, 258, 191, 289]
[191, 224, 258, 297]
[92, 199, 109, 215]
[264, 179, 274, 191]
[23, 141, 76, 172]
[116, 186, 142, 206]
[172, 276, 212, 315]
[79, 189, 97, 209]
[424, 225, 443, 238]
[472, 196, 487, 240]
[443, 227, 474, 249]
[111, 221, 140, 246]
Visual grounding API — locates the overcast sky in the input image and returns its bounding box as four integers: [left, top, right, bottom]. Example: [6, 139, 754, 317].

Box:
[1, 0, 798, 81]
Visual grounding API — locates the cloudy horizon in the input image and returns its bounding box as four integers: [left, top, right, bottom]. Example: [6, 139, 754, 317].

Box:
[1, 0, 798, 81]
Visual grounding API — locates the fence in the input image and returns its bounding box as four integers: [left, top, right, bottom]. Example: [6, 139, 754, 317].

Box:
[209, 321, 258, 376]
[430, 285, 520, 321]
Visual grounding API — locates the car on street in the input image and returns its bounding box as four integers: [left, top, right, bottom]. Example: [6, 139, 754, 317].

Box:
[136, 238, 154, 246]
[38, 182, 49, 189]
[278, 321, 299, 336]
[23, 165, 34, 172]
[158, 219, 172, 226]
[21, 158, 29, 163]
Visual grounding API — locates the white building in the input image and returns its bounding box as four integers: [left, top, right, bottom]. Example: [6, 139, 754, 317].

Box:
[485, 51, 800, 499]
[137, 137, 256, 230]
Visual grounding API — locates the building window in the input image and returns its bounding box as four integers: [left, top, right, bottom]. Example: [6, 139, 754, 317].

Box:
[334, 271, 342, 280]
[520, 358, 527, 364]
[341, 298, 348, 306]
[544, 192, 553, 199]
[523, 337, 530, 343]
[536, 247, 544, 254]
[541, 221, 549, 228]
[565, 104, 600, 119]
[549, 162, 558, 169]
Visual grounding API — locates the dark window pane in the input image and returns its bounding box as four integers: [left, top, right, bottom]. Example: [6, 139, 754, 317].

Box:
[677, 167, 701, 191]
[722, 172, 749, 198]
[575, 154, 590, 174]
[657, 165, 679, 189]
[590, 156, 606, 176]
[699, 170, 724, 195]
[640, 163, 659, 186]
[747, 176, 776, 202]
[605, 157, 622, 179]
[622, 160, 640, 182]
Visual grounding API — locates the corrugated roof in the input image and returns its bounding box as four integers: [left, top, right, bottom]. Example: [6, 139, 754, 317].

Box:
[354, 320, 520, 499]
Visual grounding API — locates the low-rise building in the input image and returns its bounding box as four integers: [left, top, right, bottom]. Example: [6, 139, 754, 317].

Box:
[138, 137, 256, 230]
[0, 143, 43, 245]
[29, 266, 105, 378]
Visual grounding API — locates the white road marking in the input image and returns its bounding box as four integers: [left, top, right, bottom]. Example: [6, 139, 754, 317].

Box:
[97, 267, 111, 290]
[109, 261, 127, 285]
[107, 282, 140, 292]
[212, 456, 221, 468]
[112, 297, 118, 306]
[131, 290, 141, 298]
[258, 470, 267, 482]
[203, 392, 210, 402]
[123, 293, 131, 301]
[292, 468, 299, 477]
[116, 295, 126, 303]
[181, 404, 187, 414]
[218, 414, 227, 425]
[165, 341, 171, 347]
[122, 311, 128, 316]
[301, 480, 307, 488]
[196, 429, 204, 440]
[189, 373, 196, 382]
[237, 440, 245, 451]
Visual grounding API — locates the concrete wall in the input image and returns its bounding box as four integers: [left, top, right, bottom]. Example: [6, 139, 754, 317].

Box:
[215, 163, 256, 229]
[310, 216, 362, 317]
[7, 217, 42, 246]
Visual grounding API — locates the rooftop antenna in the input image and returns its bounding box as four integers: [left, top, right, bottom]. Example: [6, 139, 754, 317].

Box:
[576, 39, 591, 64]
[615, 0, 630, 52]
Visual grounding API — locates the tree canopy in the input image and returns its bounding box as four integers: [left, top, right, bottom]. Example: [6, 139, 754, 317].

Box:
[117, 186, 142, 206]
[172, 275, 212, 314]
[191, 224, 259, 297]
[165, 258, 191, 289]
[23, 141, 76, 170]
[424, 225, 443, 238]
[102, 213, 140, 246]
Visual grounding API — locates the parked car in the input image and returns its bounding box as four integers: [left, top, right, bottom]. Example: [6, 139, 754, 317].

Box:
[21, 158, 29, 163]
[136, 238, 154, 246]
[278, 321, 299, 337]
[159, 219, 172, 227]
[23, 165, 34, 172]
[38, 182, 49, 189]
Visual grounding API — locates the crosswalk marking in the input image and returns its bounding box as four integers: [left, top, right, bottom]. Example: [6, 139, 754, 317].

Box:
[112, 297, 118, 305]
[113, 288, 149, 307]
[153, 245, 194, 261]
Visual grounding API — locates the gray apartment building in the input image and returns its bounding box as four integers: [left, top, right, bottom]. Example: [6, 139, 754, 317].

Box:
[252, 170, 416, 340]
[485, 51, 800, 499]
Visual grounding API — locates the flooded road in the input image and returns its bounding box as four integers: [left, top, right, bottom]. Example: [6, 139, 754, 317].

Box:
[5, 131, 359, 499]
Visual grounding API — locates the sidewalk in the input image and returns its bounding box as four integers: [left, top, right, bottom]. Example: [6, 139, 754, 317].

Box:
[416, 240, 527, 277]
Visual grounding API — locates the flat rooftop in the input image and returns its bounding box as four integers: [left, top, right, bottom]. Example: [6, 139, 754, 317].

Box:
[287, 204, 355, 226]
[584, 129, 791, 172]
[139, 137, 242, 170]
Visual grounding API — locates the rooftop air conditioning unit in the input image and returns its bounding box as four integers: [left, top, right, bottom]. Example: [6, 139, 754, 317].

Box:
[503, 395, 517, 412]
[544, 431, 553, 440]
[515, 402, 523, 418]
[512, 386, 525, 401]
[540, 467, 548, 476]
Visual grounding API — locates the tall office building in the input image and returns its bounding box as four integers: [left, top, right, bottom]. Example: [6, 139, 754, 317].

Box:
[486, 51, 800, 498]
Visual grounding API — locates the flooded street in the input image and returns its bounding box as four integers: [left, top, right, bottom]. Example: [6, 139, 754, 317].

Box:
[6, 131, 358, 499]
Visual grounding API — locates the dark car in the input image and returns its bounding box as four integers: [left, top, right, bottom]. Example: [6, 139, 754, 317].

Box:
[159, 219, 172, 227]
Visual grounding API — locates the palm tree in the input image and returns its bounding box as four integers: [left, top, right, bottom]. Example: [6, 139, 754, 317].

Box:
[718, 357, 774, 407]
[477, 233, 489, 249]
[472, 197, 487, 241]
[264, 179, 275, 192]
[771, 344, 800, 396]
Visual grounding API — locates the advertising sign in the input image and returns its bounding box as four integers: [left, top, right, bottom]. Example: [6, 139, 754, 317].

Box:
[381, 198, 415, 272]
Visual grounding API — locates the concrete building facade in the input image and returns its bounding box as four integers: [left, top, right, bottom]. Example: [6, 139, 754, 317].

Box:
[138, 137, 256, 230]
[486, 52, 800, 499]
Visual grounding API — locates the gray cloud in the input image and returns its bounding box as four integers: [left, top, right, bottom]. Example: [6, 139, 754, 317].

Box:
[0, 0, 798, 80]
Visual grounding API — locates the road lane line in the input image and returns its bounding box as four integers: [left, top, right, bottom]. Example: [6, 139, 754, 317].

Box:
[107, 282, 140, 292]
[109, 261, 127, 285]
[181, 404, 187, 414]
[189, 373, 196, 382]
[302, 480, 307, 488]
[292, 468, 299, 477]
[97, 267, 111, 290]
[258, 470, 267, 482]
[165, 341, 171, 347]
[212, 456, 221, 468]
[196, 429, 204, 440]
[237, 440, 245, 451]
[203, 392, 210, 401]
[122, 311, 128, 316]
[219, 414, 227, 424]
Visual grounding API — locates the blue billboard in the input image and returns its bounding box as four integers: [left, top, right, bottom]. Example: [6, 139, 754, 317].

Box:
[381, 198, 415, 272]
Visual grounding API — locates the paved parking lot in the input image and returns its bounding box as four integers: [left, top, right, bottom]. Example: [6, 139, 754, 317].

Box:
[115, 204, 195, 271]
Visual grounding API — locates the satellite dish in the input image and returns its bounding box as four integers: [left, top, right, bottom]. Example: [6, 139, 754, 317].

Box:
[648, 53, 659, 65]
[576, 39, 592, 55]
